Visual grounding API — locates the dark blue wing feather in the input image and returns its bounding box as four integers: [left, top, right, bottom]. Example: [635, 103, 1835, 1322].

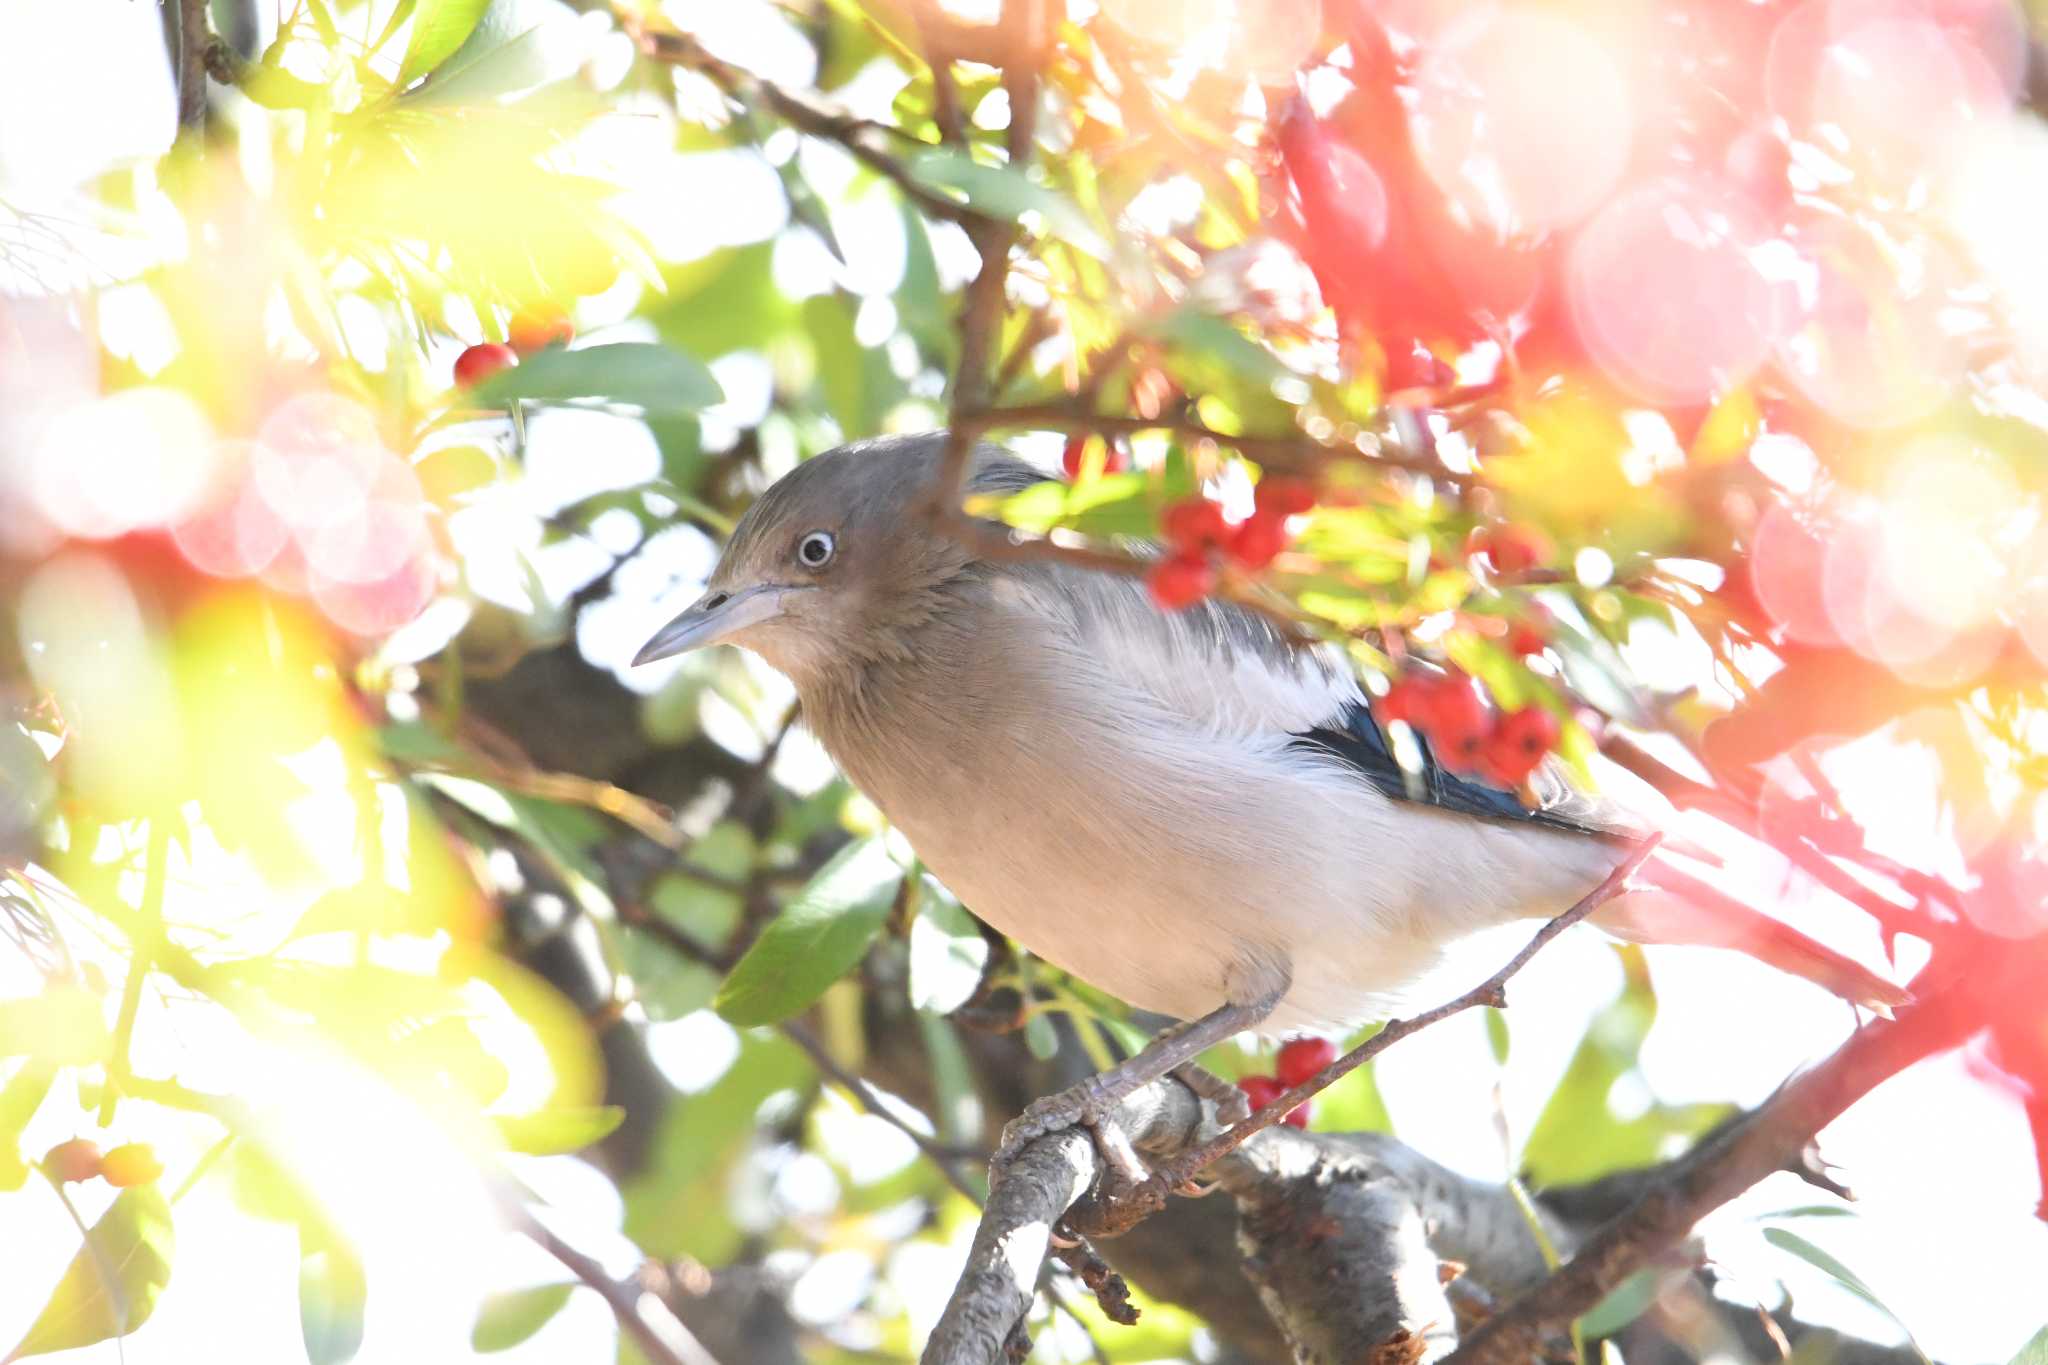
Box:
[1289, 702, 1609, 837]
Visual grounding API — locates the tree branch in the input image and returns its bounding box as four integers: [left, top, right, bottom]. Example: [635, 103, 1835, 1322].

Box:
[513, 1206, 726, 1365]
[1446, 950, 2029, 1364]
[617, 17, 984, 230]
[922, 1078, 1209, 1365]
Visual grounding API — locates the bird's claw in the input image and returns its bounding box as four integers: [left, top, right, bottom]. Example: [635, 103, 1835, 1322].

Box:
[993, 1081, 1151, 1195]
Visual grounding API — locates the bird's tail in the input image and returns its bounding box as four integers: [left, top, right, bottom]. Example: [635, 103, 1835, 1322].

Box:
[1592, 873, 1910, 1016]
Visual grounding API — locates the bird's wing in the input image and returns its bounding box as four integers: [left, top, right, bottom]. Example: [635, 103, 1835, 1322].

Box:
[1288, 700, 1654, 841]
[997, 555, 1653, 841]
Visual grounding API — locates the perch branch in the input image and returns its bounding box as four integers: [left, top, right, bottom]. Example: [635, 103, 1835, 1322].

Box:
[925, 840, 1658, 1361]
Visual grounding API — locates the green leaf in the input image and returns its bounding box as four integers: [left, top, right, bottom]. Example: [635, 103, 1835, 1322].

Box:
[1763, 1226, 1930, 1362]
[909, 150, 1109, 258]
[398, 0, 493, 85]
[907, 877, 989, 1015]
[2010, 1325, 2048, 1365]
[470, 343, 722, 416]
[473, 1284, 577, 1352]
[713, 837, 903, 1026]
[299, 1222, 367, 1365]
[11, 1186, 174, 1358]
[1577, 1268, 1660, 1338]
[1521, 946, 1734, 1185]
[1022, 1010, 1060, 1060]
[617, 923, 722, 1022]
[1484, 1007, 1511, 1066]
[493, 1105, 626, 1156]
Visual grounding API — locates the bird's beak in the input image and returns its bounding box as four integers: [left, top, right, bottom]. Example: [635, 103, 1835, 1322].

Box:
[632, 583, 793, 665]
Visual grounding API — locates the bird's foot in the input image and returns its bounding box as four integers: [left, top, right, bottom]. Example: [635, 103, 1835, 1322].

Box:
[994, 1076, 1152, 1193]
[1168, 1061, 1250, 1127]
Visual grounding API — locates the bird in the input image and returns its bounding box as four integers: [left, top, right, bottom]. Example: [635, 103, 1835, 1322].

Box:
[634, 432, 1903, 1163]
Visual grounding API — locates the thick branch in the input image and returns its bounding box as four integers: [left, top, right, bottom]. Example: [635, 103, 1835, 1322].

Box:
[922, 1080, 1207, 1365]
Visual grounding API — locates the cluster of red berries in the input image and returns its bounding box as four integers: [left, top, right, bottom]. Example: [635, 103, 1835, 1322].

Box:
[41, 1138, 163, 1188]
[1237, 1035, 1339, 1129]
[453, 312, 576, 389]
[1378, 670, 1562, 789]
[1146, 477, 1318, 611]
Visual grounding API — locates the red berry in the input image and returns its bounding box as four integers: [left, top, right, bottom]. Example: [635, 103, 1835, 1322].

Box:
[453, 342, 518, 388]
[100, 1142, 163, 1188]
[1237, 1075, 1312, 1128]
[1484, 707, 1562, 787]
[1238, 1075, 1284, 1110]
[1061, 435, 1126, 479]
[1255, 476, 1318, 517]
[1161, 497, 1230, 553]
[1227, 509, 1291, 570]
[1276, 1036, 1338, 1088]
[1507, 622, 1546, 656]
[1377, 677, 1430, 726]
[1417, 675, 1495, 775]
[43, 1139, 102, 1183]
[507, 313, 574, 354]
[1146, 553, 1215, 611]
[1470, 523, 1550, 575]
[1061, 434, 1090, 480]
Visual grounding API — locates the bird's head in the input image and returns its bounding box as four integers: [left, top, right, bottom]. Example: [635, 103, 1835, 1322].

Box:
[633, 433, 1031, 686]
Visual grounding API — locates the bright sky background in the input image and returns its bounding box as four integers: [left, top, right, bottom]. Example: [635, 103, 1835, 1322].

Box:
[1, 2, 2044, 1363]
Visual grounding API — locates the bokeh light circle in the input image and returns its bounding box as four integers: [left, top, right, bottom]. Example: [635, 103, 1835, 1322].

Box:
[1749, 496, 1844, 646]
[29, 387, 216, 539]
[252, 393, 388, 534]
[171, 439, 293, 579]
[1567, 178, 1786, 405]
[1775, 223, 1968, 429]
[1410, 10, 1632, 237]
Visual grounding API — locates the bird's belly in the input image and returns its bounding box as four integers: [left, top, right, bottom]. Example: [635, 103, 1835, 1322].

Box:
[825, 700, 1620, 1033]
[854, 751, 1471, 1029]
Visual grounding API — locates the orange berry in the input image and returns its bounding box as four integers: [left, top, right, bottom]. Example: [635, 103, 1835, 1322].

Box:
[100, 1143, 163, 1188]
[453, 342, 518, 388]
[507, 314, 574, 354]
[1146, 553, 1215, 611]
[43, 1139, 102, 1183]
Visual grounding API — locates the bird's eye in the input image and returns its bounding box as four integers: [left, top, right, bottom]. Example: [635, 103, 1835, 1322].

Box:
[795, 530, 836, 569]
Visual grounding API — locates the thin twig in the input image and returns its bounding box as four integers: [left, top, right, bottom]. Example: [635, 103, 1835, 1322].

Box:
[779, 1020, 987, 1205]
[514, 1207, 725, 1365]
[619, 17, 982, 229]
